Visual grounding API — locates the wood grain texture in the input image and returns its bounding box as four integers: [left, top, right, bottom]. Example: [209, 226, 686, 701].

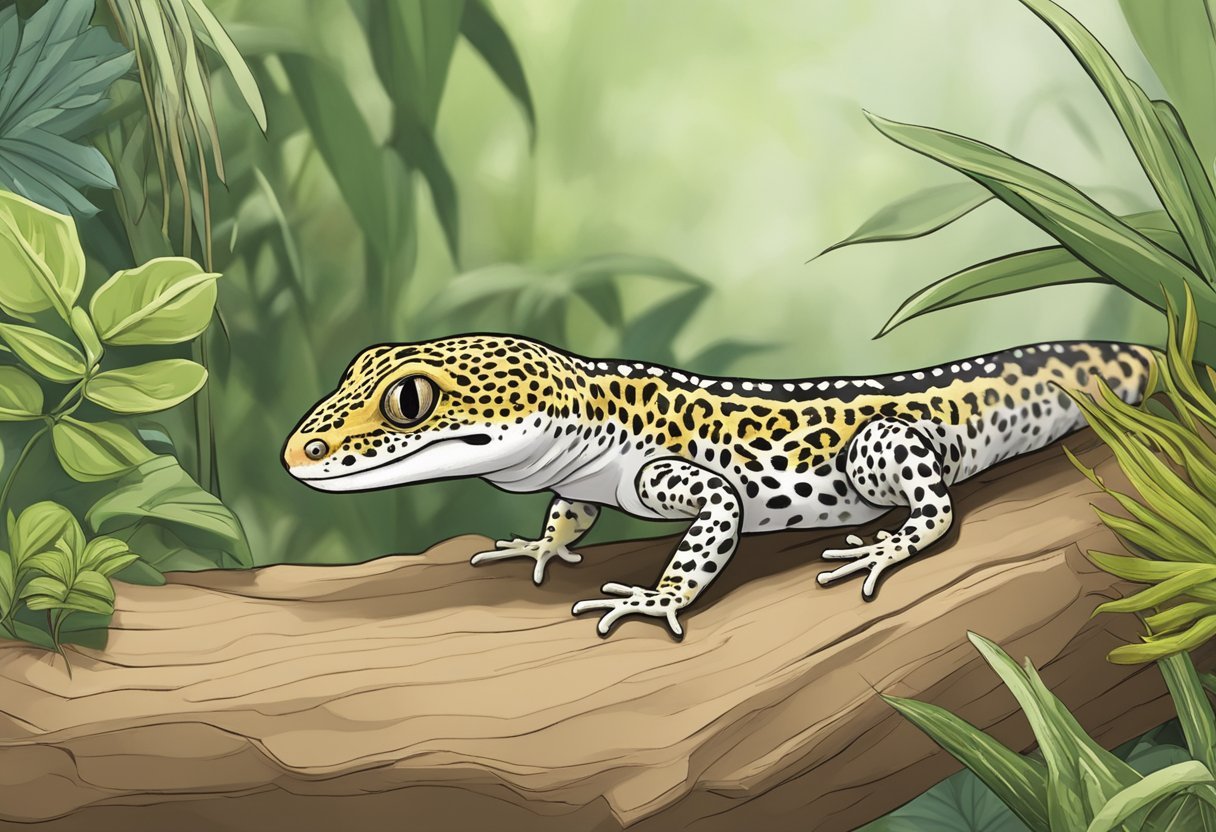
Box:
[0, 432, 1204, 832]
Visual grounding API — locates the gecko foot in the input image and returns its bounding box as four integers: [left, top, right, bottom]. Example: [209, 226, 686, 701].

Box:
[816, 538, 907, 599]
[571, 583, 686, 639]
[470, 538, 583, 585]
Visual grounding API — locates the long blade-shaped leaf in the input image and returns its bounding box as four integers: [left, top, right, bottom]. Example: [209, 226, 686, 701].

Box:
[460, 0, 536, 146]
[814, 181, 992, 260]
[878, 210, 1186, 336]
[867, 111, 1216, 346]
[1086, 761, 1214, 832]
[882, 694, 1050, 831]
[1019, 0, 1216, 283]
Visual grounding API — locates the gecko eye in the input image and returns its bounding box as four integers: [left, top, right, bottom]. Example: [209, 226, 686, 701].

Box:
[382, 375, 437, 427]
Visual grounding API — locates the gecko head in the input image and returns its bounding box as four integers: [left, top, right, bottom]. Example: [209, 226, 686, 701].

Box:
[282, 335, 562, 492]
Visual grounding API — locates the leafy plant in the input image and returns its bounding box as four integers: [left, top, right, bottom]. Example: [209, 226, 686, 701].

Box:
[876, 633, 1216, 831]
[1061, 293, 1216, 664]
[0, 0, 133, 216]
[821, 0, 1216, 365]
[0, 189, 249, 648]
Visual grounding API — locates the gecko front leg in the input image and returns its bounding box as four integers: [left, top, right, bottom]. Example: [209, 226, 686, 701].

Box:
[471, 497, 600, 585]
[572, 458, 742, 639]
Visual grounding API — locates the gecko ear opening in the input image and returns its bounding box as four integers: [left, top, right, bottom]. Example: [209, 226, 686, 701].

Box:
[382, 375, 438, 427]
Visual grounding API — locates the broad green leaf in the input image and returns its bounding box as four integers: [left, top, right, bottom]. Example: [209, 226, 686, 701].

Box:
[460, 0, 537, 145]
[85, 359, 207, 414]
[25, 548, 72, 584]
[68, 306, 102, 367]
[0, 323, 86, 382]
[51, 416, 153, 482]
[859, 767, 1028, 832]
[0, 190, 84, 317]
[89, 257, 219, 346]
[1086, 761, 1213, 832]
[19, 574, 67, 605]
[71, 569, 114, 604]
[114, 556, 165, 586]
[56, 586, 113, 615]
[1018, 0, 1216, 282]
[882, 693, 1049, 831]
[87, 455, 252, 567]
[817, 181, 992, 259]
[11, 500, 82, 567]
[865, 112, 1216, 342]
[0, 365, 42, 420]
[879, 210, 1186, 335]
[183, 0, 267, 131]
[80, 536, 130, 572]
[279, 53, 396, 263]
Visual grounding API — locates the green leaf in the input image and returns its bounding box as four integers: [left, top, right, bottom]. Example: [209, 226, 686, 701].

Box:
[19, 574, 67, 606]
[84, 359, 208, 414]
[0, 1, 131, 217]
[51, 416, 153, 482]
[460, 0, 537, 145]
[1119, 0, 1216, 167]
[183, 0, 267, 131]
[860, 768, 1030, 832]
[70, 569, 114, 604]
[0, 365, 42, 420]
[10, 500, 82, 567]
[114, 556, 165, 586]
[1018, 0, 1216, 283]
[0, 189, 84, 318]
[0, 549, 14, 619]
[279, 53, 396, 263]
[816, 181, 992, 259]
[879, 210, 1185, 335]
[865, 112, 1216, 339]
[687, 339, 775, 375]
[89, 257, 219, 346]
[0, 323, 85, 382]
[68, 306, 102, 367]
[87, 455, 252, 568]
[79, 536, 129, 572]
[1086, 761, 1214, 832]
[26, 547, 72, 584]
[56, 586, 112, 615]
[882, 693, 1050, 831]
[1159, 653, 1216, 778]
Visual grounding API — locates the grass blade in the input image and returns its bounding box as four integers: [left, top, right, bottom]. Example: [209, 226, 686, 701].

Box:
[1085, 761, 1214, 832]
[460, 0, 536, 146]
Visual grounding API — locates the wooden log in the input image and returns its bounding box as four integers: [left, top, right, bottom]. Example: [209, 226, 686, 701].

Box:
[0, 431, 1204, 832]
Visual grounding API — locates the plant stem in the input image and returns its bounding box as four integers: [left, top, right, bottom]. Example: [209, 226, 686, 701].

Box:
[0, 425, 48, 537]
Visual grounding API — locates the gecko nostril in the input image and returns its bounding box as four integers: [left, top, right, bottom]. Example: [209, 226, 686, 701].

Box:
[304, 439, 329, 460]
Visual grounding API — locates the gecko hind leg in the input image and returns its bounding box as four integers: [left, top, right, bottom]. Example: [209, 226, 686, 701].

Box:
[816, 418, 953, 599]
[471, 498, 599, 585]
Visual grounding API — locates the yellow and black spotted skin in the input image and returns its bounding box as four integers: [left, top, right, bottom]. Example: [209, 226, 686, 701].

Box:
[283, 334, 1151, 638]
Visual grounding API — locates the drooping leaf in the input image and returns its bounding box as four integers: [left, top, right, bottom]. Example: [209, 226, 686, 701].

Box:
[460, 0, 536, 145]
[0, 0, 133, 216]
[279, 53, 396, 263]
[89, 257, 219, 346]
[878, 210, 1185, 336]
[51, 416, 153, 482]
[87, 454, 252, 568]
[85, 359, 208, 414]
[0, 365, 42, 420]
[0, 189, 85, 318]
[183, 0, 267, 131]
[0, 323, 86, 382]
[816, 181, 993, 260]
[866, 111, 1216, 345]
[1086, 761, 1214, 832]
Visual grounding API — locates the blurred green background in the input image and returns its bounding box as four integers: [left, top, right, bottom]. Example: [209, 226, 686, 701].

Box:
[5, 0, 1172, 566]
[209, 0, 1166, 564]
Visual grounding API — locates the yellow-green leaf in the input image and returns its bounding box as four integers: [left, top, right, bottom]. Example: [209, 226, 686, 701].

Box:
[0, 191, 84, 318]
[0, 323, 86, 382]
[51, 417, 153, 482]
[89, 257, 219, 345]
[85, 359, 207, 414]
[0, 366, 42, 420]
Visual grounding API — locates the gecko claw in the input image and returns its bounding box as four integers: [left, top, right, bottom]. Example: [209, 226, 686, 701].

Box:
[470, 538, 582, 585]
[572, 584, 686, 638]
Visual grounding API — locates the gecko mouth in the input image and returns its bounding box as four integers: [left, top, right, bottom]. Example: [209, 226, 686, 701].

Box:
[293, 433, 492, 482]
